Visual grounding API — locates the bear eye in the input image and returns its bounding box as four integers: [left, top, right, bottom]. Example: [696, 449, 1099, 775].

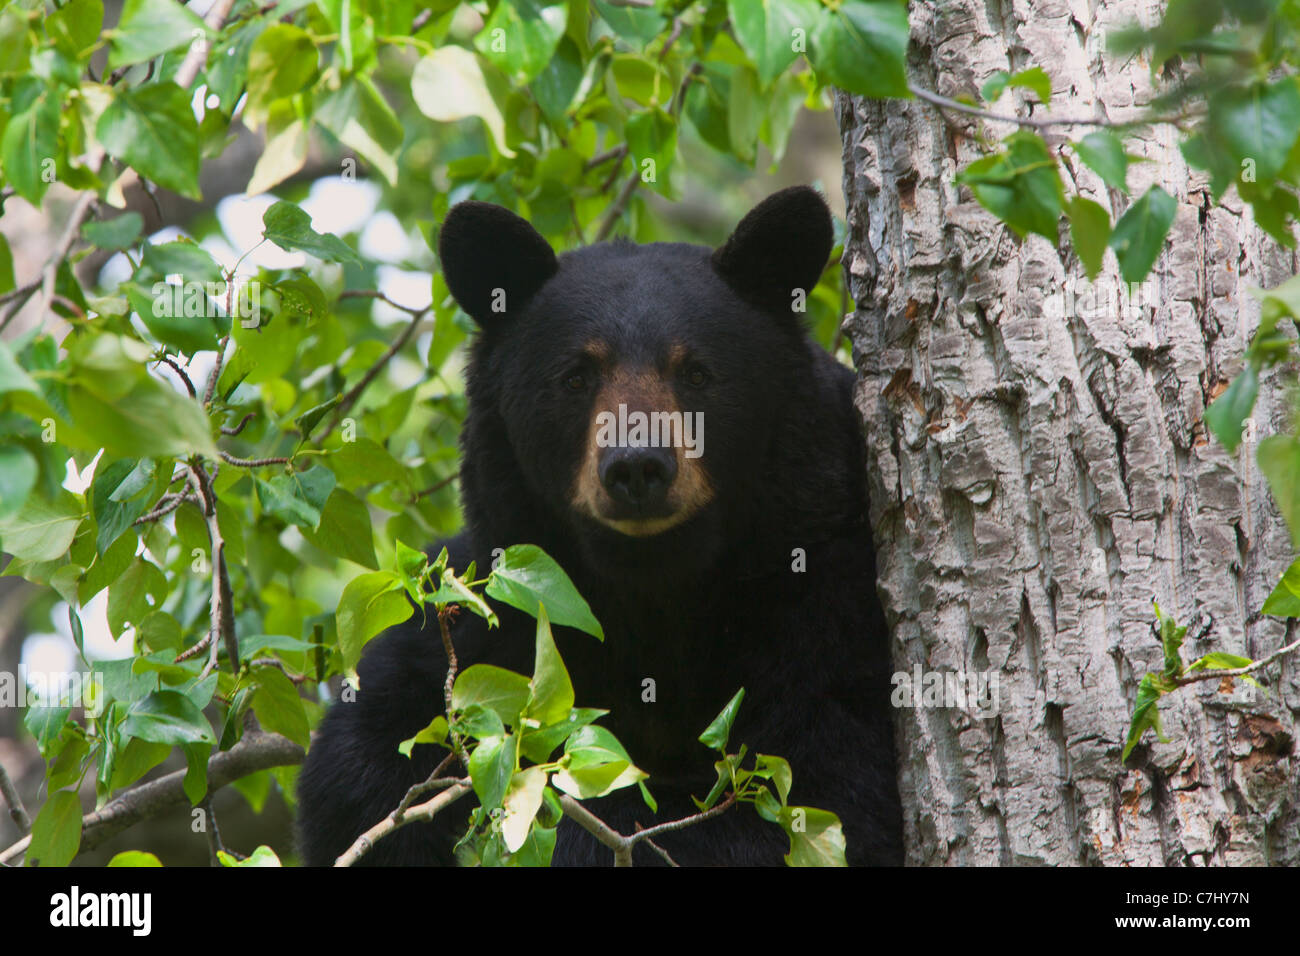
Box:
[685, 365, 711, 389]
[564, 371, 588, 392]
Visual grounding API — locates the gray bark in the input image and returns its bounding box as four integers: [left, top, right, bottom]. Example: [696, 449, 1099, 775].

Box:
[837, 0, 1300, 865]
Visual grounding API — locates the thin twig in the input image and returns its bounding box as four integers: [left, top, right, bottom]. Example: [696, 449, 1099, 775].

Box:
[0, 762, 32, 835]
[132, 491, 197, 526]
[339, 289, 428, 316]
[438, 606, 468, 767]
[175, 630, 213, 663]
[394, 753, 458, 822]
[556, 791, 737, 867]
[157, 357, 197, 397]
[413, 473, 458, 501]
[220, 412, 255, 436]
[1173, 636, 1300, 686]
[203, 334, 231, 408]
[320, 307, 427, 439]
[594, 63, 700, 244]
[199, 795, 225, 866]
[906, 82, 1193, 132]
[333, 780, 472, 867]
[584, 145, 628, 171]
[218, 451, 292, 467]
[187, 462, 237, 679]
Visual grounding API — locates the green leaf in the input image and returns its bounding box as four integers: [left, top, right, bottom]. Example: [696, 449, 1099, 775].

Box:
[452, 664, 532, 726]
[1073, 130, 1129, 192]
[531, 35, 583, 125]
[755, 754, 793, 805]
[1122, 673, 1170, 760]
[246, 110, 309, 196]
[500, 766, 548, 852]
[107, 0, 208, 69]
[956, 131, 1063, 240]
[47, 0, 103, 60]
[1, 85, 59, 205]
[1209, 78, 1300, 184]
[315, 76, 403, 185]
[808, 0, 910, 99]
[181, 741, 212, 805]
[0, 233, 12, 294]
[0, 339, 40, 394]
[96, 83, 201, 199]
[82, 212, 144, 251]
[625, 108, 677, 197]
[562, 723, 628, 761]
[1067, 195, 1110, 280]
[1258, 434, 1300, 549]
[251, 665, 310, 749]
[122, 690, 216, 746]
[468, 733, 516, 810]
[728, 0, 819, 87]
[485, 544, 603, 639]
[412, 46, 515, 158]
[699, 687, 745, 753]
[0, 446, 38, 519]
[261, 201, 361, 264]
[434, 567, 498, 624]
[336, 570, 412, 674]
[246, 24, 318, 114]
[107, 850, 163, 867]
[526, 605, 574, 726]
[398, 715, 449, 757]
[293, 394, 342, 438]
[68, 373, 217, 459]
[1188, 652, 1255, 671]
[301, 488, 378, 569]
[218, 845, 282, 867]
[27, 789, 82, 867]
[1203, 363, 1259, 454]
[474, 0, 567, 85]
[1262, 558, 1300, 617]
[1152, 600, 1186, 679]
[254, 466, 337, 531]
[1108, 185, 1176, 283]
[142, 240, 222, 283]
[0, 490, 82, 563]
[91, 458, 150, 554]
[519, 707, 606, 763]
[781, 806, 847, 866]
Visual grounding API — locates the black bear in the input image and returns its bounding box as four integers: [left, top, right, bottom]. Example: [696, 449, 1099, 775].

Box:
[296, 186, 903, 866]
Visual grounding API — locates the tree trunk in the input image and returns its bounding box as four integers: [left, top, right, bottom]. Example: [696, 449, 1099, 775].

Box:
[836, 0, 1299, 866]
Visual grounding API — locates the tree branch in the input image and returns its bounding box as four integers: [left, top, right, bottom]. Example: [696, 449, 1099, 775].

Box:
[1172, 635, 1300, 686]
[0, 762, 32, 835]
[319, 306, 427, 440]
[0, 731, 304, 866]
[555, 792, 737, 866]
[187, 462, 237, 678]
[333, 780, 472, 867]
[906, 82, 1196, 132]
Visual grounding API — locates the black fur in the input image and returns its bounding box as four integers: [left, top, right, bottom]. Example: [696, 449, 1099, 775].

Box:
[296, 187, 903, 866]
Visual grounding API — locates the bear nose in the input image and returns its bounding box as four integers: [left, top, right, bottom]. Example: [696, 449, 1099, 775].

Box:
[599, 446, 677, 508]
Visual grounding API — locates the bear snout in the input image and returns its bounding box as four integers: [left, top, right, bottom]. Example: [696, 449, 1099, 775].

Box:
[598, 444, 678, 510]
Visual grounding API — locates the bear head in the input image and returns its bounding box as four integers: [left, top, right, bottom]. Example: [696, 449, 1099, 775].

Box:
[437, 186, 859, 584]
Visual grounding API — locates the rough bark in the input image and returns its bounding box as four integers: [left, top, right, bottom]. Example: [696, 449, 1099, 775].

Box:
[838, 0, 1299, 865]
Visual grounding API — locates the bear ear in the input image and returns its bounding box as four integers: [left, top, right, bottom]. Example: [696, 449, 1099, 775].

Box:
[711, 186, 834, 317]
[438, 201, 558, 325]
